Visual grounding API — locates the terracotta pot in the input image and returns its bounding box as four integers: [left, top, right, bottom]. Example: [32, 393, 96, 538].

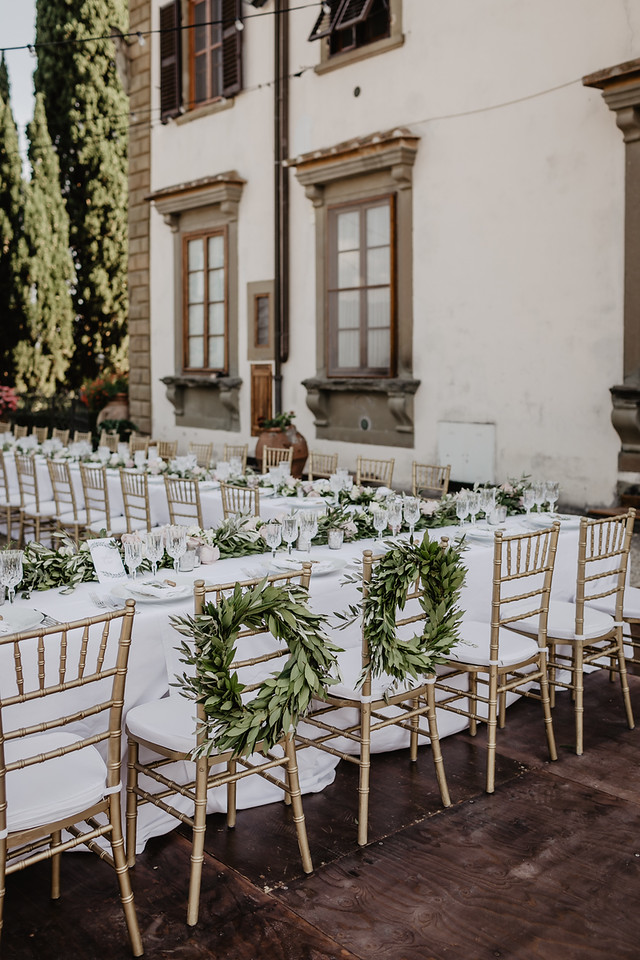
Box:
[96, 393, 129, 427]
[255, 425, 308, 478]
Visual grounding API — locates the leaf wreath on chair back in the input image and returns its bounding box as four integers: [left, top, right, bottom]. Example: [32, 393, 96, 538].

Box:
[171, 579, 342, 758]
[336, 531, 467, 685]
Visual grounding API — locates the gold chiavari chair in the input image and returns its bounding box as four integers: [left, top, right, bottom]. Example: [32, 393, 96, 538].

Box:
[80, 462, 128, 537]
[356, 455, 394, 488]
[222, 443, 248, 472]
[73, 429, 93, 444]
[219, 481, 260, 519]
[307, 451, 338, 481]
[155, 439, 178, 460]
[0, 602, 143, 956]
[261, 445, 293, 474]
[510, 511, 636, 755]
[99, 429, 120, 453]
[188, 441, 214, 468]
[51, 428, 70, 446]
[31, 426, 48, 444]
[126, 569, 315, 926]
[412, 462, 451, 499]
[298, 545, 453, 846]
[119, 469, 152, 532]
[164, 476, 204, 528]
[129, 435, 150, 455]
[0, 451, 20, 542]
[46, 459, 87, 541]
[15, 453, 58, 545]
[0, 422, 11, 434]
[12, 425, 28, 439]
[435, 523, 560, 793]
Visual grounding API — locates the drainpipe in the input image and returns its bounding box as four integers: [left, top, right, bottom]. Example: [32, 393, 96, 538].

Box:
[273, 0, 289, 413]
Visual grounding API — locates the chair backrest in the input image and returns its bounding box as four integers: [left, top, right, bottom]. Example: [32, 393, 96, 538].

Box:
[13, 425, 28, 439]
[129, 435, 150, 455]
[490, 524, 561, 657]
[31, 426, 48, 444]
[164, 476, 203, 528]
[47, 459, 79, 519]
[574, 510, 636, 627]
[308, 451, 338, 481]
[261, 446, 293, 473]
[223, 443, 248, 472]
[412, 462, 451, 499]
[0, 422, 11, 435]
[156, 440, 178, 460]
[79, 462, 112, 530]
[119, 469, 151, 531]
[0, 452, 11, 503]
[356, 456, 394, 488]
[0, 602, 136, 838]
[73, 430, 93, 444]
[188, 441, 214, 468]
[219, 481, 260, 519]
[99, 430, 120, 453]
[51, 428, 70, 446]
[15, 454, 41, 510]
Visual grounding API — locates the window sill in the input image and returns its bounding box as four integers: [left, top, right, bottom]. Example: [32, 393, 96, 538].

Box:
[302, 375, 419, 447]
[174, 97, 234, 126]
[161, 375, 242, 430]
[314, 33, 404, 75]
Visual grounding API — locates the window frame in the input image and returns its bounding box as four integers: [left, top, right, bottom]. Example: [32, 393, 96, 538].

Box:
[181, 226, 229, 375]
[309, 0, 392, 57]
[326, 194, 397, 378]
[189, 0, 224, 107]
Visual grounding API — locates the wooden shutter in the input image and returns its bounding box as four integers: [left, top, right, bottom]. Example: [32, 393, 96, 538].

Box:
[250, 364, 273, 435]
[308, 0, 346, 41]
[334, 0, 376, 30]
[221, 0, 243, 98]
[160, 0, 182, 121]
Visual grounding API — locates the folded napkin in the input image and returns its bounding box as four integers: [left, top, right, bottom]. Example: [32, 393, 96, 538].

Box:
[124, 580, 188, 600]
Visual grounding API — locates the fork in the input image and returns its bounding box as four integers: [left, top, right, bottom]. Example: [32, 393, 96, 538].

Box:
[90, 592, 109, 609]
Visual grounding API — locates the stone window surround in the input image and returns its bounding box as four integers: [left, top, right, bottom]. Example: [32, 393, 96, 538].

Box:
[314, 0, 403, 74]
[291, 127, 420, 447]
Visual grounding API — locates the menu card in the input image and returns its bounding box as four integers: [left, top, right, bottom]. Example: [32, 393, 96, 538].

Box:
[88, 538, 128, 584]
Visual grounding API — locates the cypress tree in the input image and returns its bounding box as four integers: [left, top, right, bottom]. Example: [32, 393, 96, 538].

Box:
[34, 0, 129, 386]
[13, 94, 75, 397]
[0, 55, 9, 104]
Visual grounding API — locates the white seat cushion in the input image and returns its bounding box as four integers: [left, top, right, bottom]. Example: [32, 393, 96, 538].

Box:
[6, 732, 108, 834]
[587, 586, 640, 621]
[328, 645, 421, 702]
[447, 620, 540, 668]
[22, 499, 58, 517]
[58, 508, 90, 526]
[512, 600, 614, 641]
[126, 696, 198, 755]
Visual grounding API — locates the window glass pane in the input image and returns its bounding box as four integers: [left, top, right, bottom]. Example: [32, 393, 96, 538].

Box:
[337, 290, 359, 329]
[338, 250, 360, 289]
[194, 1, 207, 51]
[208, 301, 225, 335]
[367, 328, 390, 369]
[255, 295, 270, 346]
[188, 336, 205, 368]
[337, 210, 359, 251]
[188, 270, 204, 304]
[209, 267, 225, 302]
[366, 246, 390, 285]
[194, 56, 207, 102]
[210, 46, 222, 98]
[208, 335, 225, 369]
[338, 329, 359, 368]
[366, 203, 390, 247]
[208, 234, 224, 269]
[367, 288, 390, 328]
[188, 303, 204, 335]
[188, 238, 204, 271]
[210, 0, 222, 45]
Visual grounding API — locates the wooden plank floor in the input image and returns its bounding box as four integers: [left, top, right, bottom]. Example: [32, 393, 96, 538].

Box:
[4, 669, 640, 960]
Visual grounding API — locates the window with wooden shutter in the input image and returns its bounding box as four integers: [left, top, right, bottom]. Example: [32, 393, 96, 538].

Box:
[189, 0, 242, 107]
[308, 0, 390, 54]
[160, 0, 182, 121]
[222, 0, 243, 97]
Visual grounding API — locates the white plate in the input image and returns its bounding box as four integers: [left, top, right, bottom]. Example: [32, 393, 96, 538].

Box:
[270, 554, 347, 576]
[462, 526, 497, 542]
[258, 487, 275, 498]
[0, 607, 45, 635]
[526, 513, 581, 530]
[112, 580, 192, 604]
[199, 480, 220, 490]
[146, 474, 165, 484]
[280, 496, 325, 508]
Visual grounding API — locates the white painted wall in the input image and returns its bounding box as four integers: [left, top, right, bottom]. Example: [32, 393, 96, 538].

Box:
[148, 0, 640, 506]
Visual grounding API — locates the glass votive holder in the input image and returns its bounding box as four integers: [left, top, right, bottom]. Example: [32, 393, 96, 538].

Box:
[328, 528, 344, 550]
[179, 549, 197, 572]
[489, 505, 507, 525]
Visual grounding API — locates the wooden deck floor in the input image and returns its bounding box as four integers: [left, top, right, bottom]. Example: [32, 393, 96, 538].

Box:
[4, 669, 640, 960]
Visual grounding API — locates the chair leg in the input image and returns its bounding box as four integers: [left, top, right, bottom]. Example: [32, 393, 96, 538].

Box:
[574, 644, 584, 756]
[424, 680, 451, 807]
[226, 759, 237, 827]
[548, 642, 557, 708]
[538, 651, 557, 762]
[0, 836, 6, 940]
[485, 667, 499, 794]
[409, 696, 420, 761]
[283, 736, 313, 874]
[50, 830, 62, 899]
[357, 698, 372, 846]
[615, 628, 635, 730]
[125, 738, 139, 867]
[468, 673, 478, 735]
[187, 755, 209, 927]
[108, 794, 144, 957]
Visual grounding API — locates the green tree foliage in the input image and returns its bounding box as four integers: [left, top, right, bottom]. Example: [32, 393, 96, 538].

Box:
[34, 0, 129, 386]
[0, 64, 29, 387]
[13, 94, 75, 397]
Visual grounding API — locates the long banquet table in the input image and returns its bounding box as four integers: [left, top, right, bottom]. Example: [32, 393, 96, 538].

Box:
[1, 515, 584, 853]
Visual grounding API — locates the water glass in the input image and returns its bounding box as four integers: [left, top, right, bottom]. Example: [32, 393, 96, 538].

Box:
[478, 487, 496, 522]
[467, 492, 481, 525]
[545, 480, 560, 515]
[281, 514, 299, 555]
[134, 450, 147, 470]
[455, 494, 470, 526]
[144, 528, 165, 576]
[216, 461, 231, 481]
[403, 496, 421, 541]
[522, 487, 535, 516]
[299, 511, 318, 554]
[329, 473, 343, 504]
[387, 497, 403, 536]
[533, 480, 546, 513]
[165, 525, 187, 572]
[1, 550, 24, 604]
[124, 539, 144, 579]
[264, 521, 282, 559]
[371, 504, 388, 543]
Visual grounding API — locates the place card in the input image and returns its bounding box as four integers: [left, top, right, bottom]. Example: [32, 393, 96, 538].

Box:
[88, 538, 128, 584]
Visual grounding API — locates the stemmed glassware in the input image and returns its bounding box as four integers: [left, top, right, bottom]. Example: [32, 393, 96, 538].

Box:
[299, 511, 318, 554]
[455, 494, 470, 526]
[329, 473, 343, 505]
[403, 496, 421, 542]
[478, 487, 496, 524]
[544, 480, 560, 515]
[264, 521, 282, 560]
[144, 528, 165, 577]
[371, 504, 388, 545]
[467, 492, 481, 526]
[522, 486, 535, 517]
[165, 525, 187, 572]
[387, 497, 403, 536]
[533, 480, 546, 514]
[0, 550, 23, 604]
[124, 539, 144, 579]
[281, 514, 299, 555]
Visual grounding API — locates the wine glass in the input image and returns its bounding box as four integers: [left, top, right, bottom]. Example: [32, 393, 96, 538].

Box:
[467, 492, 481, 526]
[387, 497, 403, 536]
[455, 494, 470, 526]
[124, 539, 144, 579]
[533, 480, 546, 514]
[165, 525, 187, 572]
[1, 550, 23, 604]
[371, 504, 388, 545]
[329, 473, 343, 505]
[545, 480, 560, 515]
[522, 486, 535, 516]
[281, 514, 299, 555]
[264, 521, 282, 560]
[479, 487, 496, 523]
[299, 511, 317, 554]
[403, 496, 421, 542]
[144, 528, 165, 577]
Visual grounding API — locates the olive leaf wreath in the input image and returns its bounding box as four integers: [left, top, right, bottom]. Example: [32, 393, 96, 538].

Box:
[171, 579, 342, 758]
[336, 531, 467, 686]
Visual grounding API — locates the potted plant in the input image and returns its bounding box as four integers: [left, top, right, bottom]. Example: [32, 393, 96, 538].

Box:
[80, 372, 129, 426]
[255, 410, 308, 478]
